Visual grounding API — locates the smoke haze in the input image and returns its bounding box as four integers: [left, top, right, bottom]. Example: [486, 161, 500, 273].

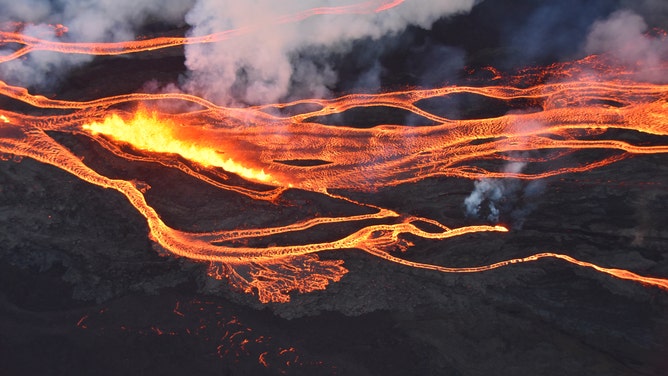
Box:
[0, 0, 194, 87]
[585, 10, 668, 82]
[463, 4, 667, 225]
[3, 0, 666, 101]
[181, 0, 477, 105]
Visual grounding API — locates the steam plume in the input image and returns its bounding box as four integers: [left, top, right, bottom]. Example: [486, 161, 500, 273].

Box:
[463, 5, 668, 226]
[181, 0, 477, 105]
[585, 9, 668, 83]
[0, 0, 194, 87]
[464, 119, 546, 227]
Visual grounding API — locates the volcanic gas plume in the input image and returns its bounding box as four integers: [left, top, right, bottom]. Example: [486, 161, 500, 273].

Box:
[1, 0, 667, 304]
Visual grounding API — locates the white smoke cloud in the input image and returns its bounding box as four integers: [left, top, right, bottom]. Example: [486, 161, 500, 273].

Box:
[464, 161, 525, 223]
[1, 0, 477, 100]
[182, 0, 477, 105]
[584, 9, 668, 82]
[464, 118, 546, 227]
[464, 179, 503, 222]
[1, 0, 194, 41]
[0, 0, 194, 87]
[1, 0, 51, 23]
[464, 161, 545, 228]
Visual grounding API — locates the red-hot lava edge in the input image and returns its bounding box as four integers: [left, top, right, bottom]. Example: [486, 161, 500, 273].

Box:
[1, 1, 668, 303]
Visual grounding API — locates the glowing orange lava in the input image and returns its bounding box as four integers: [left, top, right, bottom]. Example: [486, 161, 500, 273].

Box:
[1, 3, 667, 303]
[82, 110, 273, 184]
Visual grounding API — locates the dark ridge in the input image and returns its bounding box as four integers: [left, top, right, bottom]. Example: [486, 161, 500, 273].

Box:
[470, 136, 508, 145]
[274, 159, 332, 167]
[587, 128, 668, 146]
[0, 96, 43, 114]
[59, 54, 186, 101]
[591, 99, 625, 108]
[414, 93, 538, 120]
[410, 219, 446, 234]
[305, 106, 437, 128]
[260, 102, 324, 117]
[0, 124, 25, 139]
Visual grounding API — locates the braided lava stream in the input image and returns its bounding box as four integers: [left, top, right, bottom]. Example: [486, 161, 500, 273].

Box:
[1, 4, 668, 303]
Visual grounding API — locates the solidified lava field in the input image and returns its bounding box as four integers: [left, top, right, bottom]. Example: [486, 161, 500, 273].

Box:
[1, 1, 668, 375]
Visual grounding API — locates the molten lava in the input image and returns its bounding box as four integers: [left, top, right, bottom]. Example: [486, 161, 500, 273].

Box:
[82, 110, 272, 184]
[1, 1, 667, 303]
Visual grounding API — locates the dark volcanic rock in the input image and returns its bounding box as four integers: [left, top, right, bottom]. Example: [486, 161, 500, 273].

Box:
[1, 150, 667, 376]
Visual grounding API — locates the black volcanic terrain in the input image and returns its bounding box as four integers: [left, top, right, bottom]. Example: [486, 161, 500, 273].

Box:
[1, 1, 668, 375]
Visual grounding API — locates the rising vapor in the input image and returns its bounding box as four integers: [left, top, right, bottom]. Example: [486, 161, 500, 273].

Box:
[464, 5, 668, 224]
[0, 0, 478, 102]
[181, 0, 477, 105]
[585, 9, 668, 83]
[464, 118, 546, 227]
[0, 0, 194, 87]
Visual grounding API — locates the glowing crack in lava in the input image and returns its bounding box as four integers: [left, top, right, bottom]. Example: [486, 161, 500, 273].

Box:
[1, 3, 668, 303]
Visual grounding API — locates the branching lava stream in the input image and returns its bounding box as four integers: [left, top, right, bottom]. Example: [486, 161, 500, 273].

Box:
[1, 2, 667, 302]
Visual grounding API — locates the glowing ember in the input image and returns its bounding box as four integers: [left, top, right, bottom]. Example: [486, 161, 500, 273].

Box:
[1, 2, 667, 303]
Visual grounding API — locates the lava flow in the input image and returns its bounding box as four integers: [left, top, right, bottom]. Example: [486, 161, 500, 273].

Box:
[1, 4, 668, 303]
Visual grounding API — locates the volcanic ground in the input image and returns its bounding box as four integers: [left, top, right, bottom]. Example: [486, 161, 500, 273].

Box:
[1, 1, 668, 376]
